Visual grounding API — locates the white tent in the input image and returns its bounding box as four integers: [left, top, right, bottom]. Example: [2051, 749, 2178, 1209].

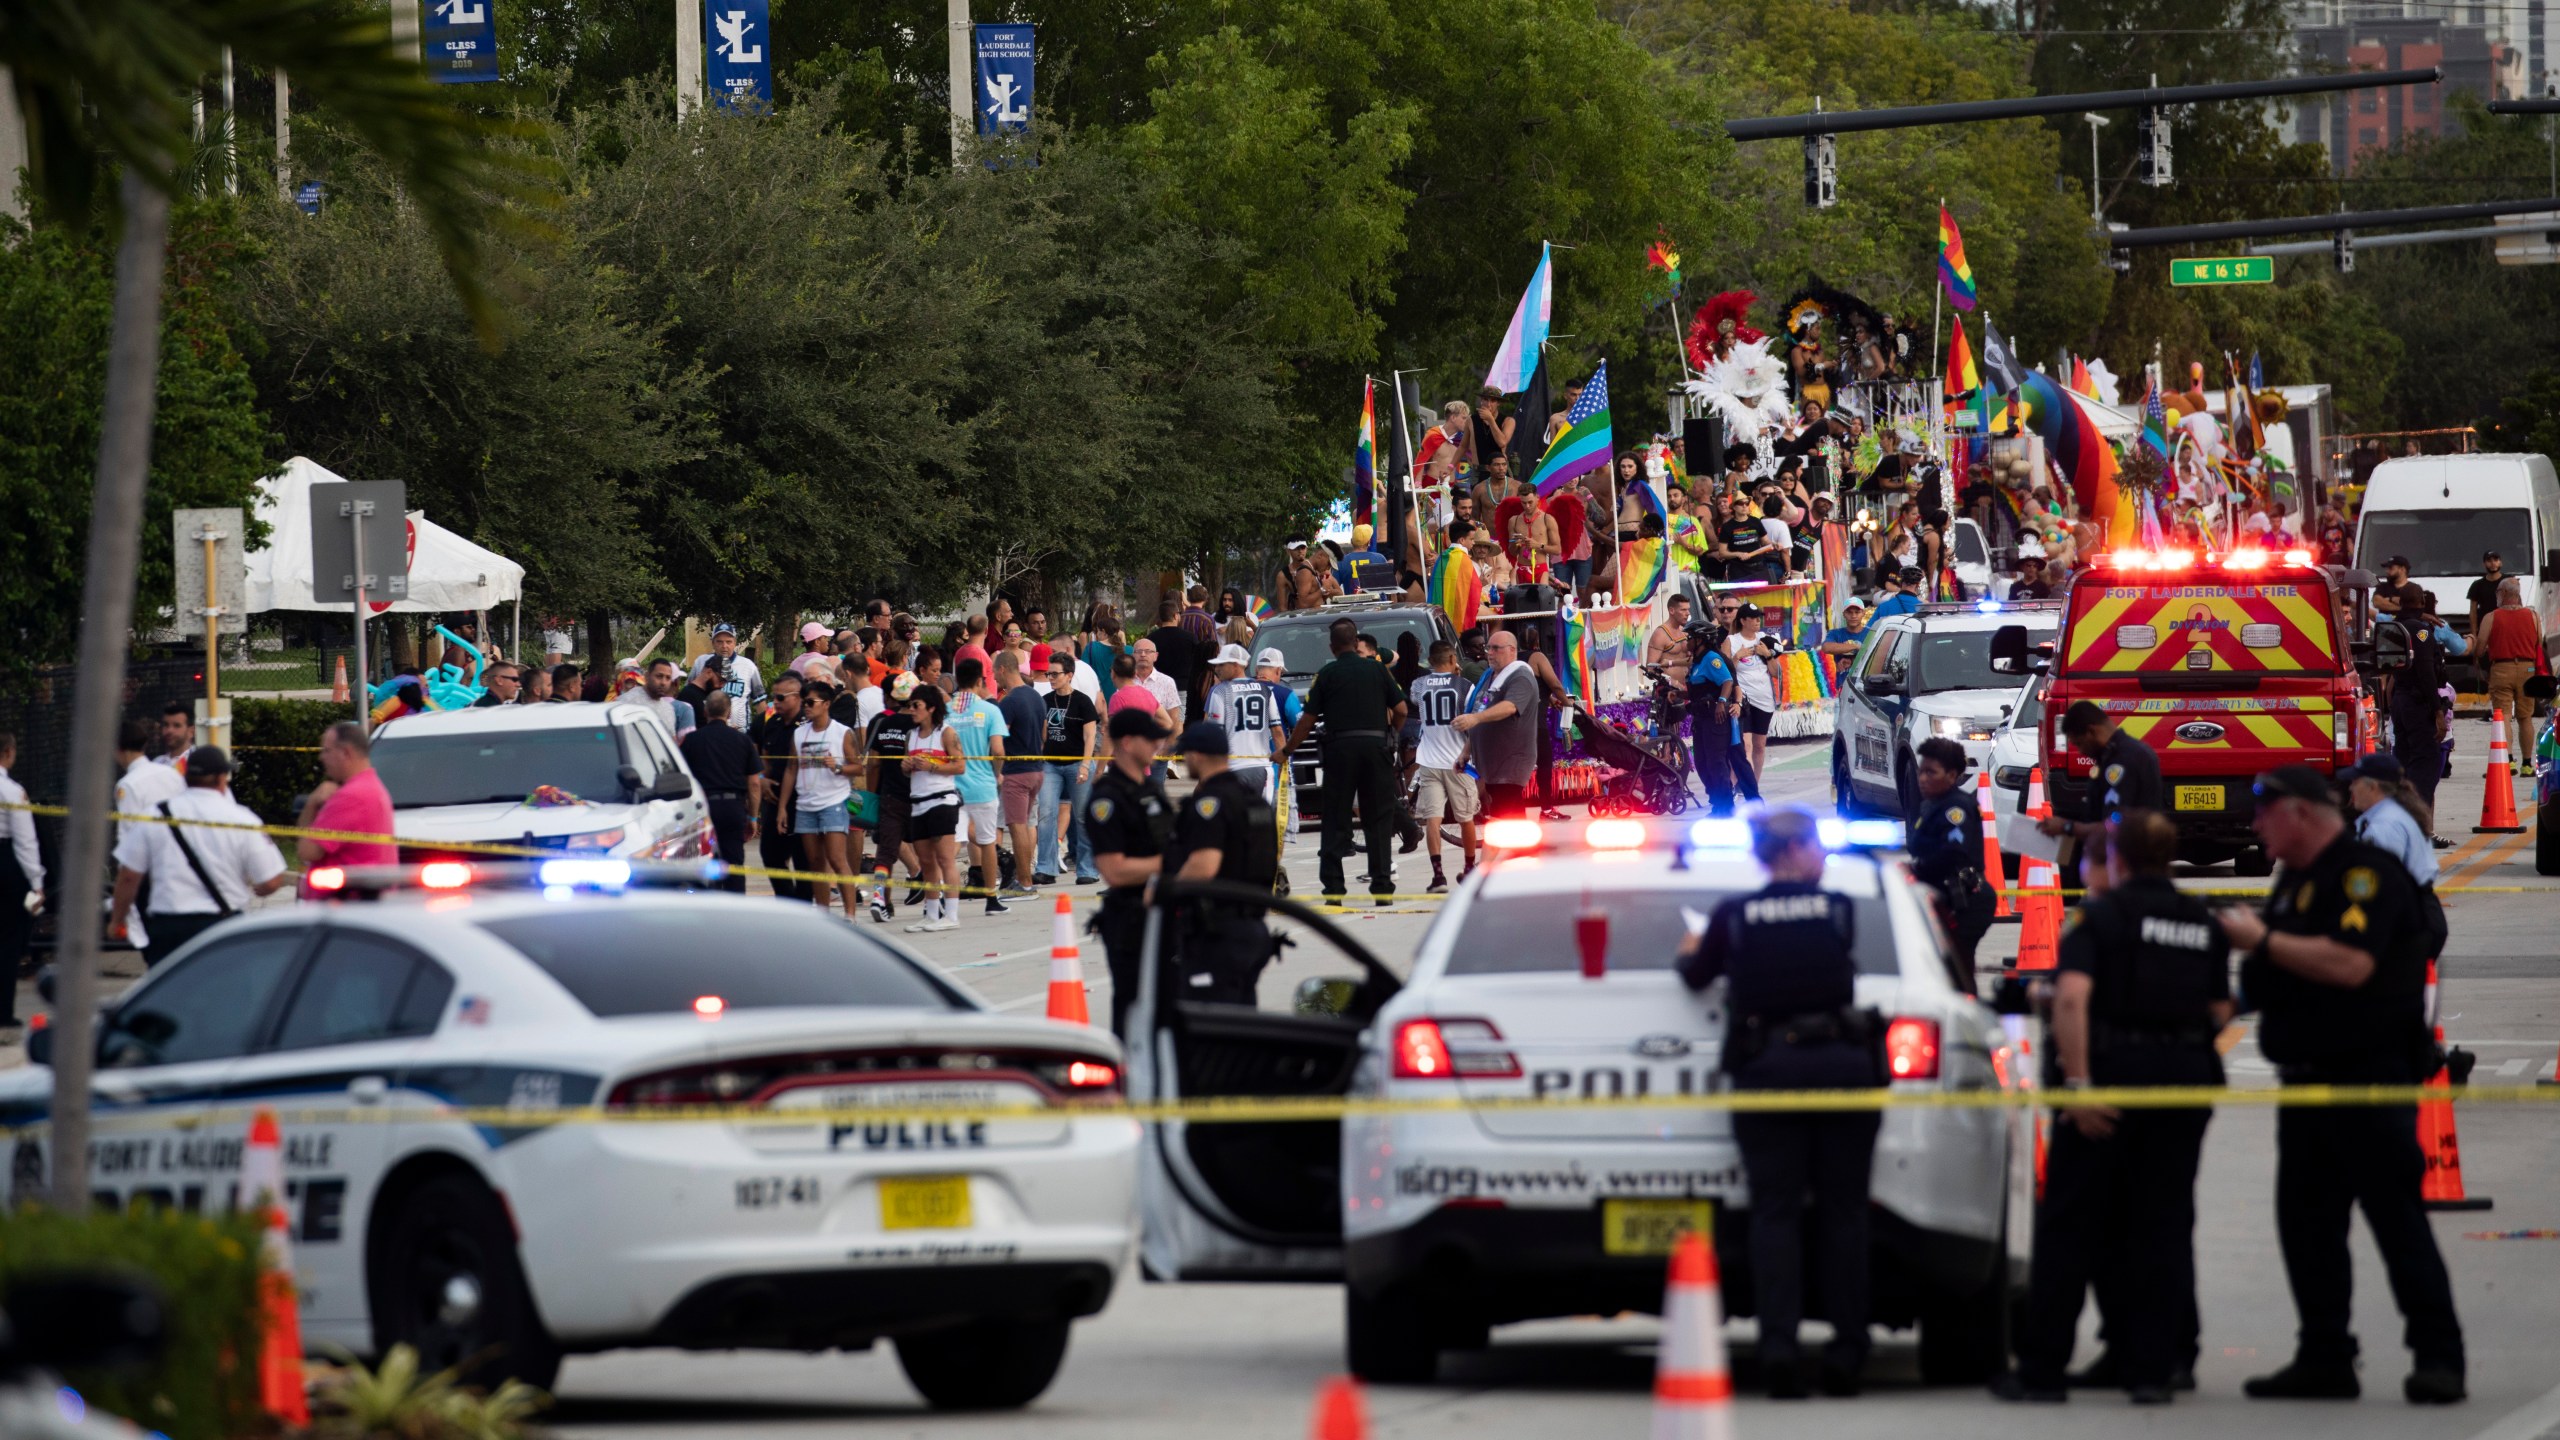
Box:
[245, 456, 524, 614]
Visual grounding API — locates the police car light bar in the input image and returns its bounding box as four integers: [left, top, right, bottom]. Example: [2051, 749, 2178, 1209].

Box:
[1482, 818, 1546, 851]
[1684, 817, 1903, 851]
[306, 858, 726, 898]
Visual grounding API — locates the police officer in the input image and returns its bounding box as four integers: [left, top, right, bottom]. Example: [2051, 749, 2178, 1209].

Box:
[2039, 700, 2163, 885]
[1907, 738, 1995, 968]
[1086, 708, 1176, 1038]
[2215, 765, 2465, 1404]
[1996, 810, 2230, 1405]
[1281, 617, 1407, 906]
[1676, 807, 1881, 1399]
[1162, 722, 1282, 1004]
[1684, 620, 1740, 815]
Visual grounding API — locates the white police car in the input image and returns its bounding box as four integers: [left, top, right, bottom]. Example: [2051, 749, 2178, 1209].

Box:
[6, 862, 1136, 1410]
[1834, 601, 2060, 818]
[1335, 816, 2033, 1384]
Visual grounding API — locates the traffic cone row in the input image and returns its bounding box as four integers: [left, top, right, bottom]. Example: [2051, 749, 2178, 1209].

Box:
[2418, 961, 2493, 1212]
[1651, 1229, 1736, 1440]
[245, 1108, 310, 1425]
[2475, 710, 2524, 833]
[1975, 770, 2012, 922]
[2014, 860, 2062, 971]
[1045, 893, 1091, 1026]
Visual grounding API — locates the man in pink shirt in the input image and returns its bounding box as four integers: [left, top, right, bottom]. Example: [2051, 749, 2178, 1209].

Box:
[296, 721, 398, 880]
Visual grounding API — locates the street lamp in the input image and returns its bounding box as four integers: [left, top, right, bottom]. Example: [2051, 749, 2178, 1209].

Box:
[2083, 112, 2109, 223]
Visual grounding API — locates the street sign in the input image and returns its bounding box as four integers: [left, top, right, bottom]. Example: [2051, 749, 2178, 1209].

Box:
[307, 481, 411, 605]
[2169, 256, 2272, 286]
[171, 508, 247, 637]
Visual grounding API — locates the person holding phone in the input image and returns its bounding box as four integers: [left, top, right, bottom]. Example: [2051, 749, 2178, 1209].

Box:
[778, 680, 861, 914]
[1727, 604, 1780, 779]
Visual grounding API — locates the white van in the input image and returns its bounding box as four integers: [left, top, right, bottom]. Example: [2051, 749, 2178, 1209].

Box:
[2354, 453, 2560, 658]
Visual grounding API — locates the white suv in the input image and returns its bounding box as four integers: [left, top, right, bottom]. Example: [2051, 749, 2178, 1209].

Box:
[370, 702, 710, 862]
[1832, 601, 2060, 818]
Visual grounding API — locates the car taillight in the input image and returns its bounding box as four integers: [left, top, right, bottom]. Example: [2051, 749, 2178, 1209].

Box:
[1884, 1017, 1940, 1080]
[2334, 711, 2351, 755]
[1392, 1019, 1521, 1079]
[1064, 1060, 1119, 1090]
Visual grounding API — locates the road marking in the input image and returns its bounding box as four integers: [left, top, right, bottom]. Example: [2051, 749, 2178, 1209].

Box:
[2446, 801, 2540, 889]
[2498, 1059, 2529, 1076]
[2461, 1377, 2560, 1440]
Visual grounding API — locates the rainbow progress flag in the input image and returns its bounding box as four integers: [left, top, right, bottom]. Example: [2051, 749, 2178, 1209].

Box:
[1617, 536, 1667, 605]
[1938, 206, 1977, 312]
[1531, 358, 1612, 500]
[1352, 378, 1377, 526]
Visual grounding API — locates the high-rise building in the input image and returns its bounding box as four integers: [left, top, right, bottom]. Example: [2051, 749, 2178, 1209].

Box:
[2290, 1, 2513, 172]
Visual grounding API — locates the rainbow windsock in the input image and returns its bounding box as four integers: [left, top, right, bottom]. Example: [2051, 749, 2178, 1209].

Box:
[1428, 546, 1481, 633]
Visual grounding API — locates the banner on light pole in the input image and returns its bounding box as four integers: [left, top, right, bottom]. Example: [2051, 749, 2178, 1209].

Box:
[421, 0, 499, 82]
[974, 23, 1034, 154]
[705, 0, 772, 109]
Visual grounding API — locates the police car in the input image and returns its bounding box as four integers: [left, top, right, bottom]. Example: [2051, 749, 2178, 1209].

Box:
[1336, 816, 2033, 1384]
[6, 862, 1137, 1410]
[1834, 601, 2060, 819]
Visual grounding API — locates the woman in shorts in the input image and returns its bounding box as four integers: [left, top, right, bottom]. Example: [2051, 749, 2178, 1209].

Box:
[779, 681, 860, 913]
[901, 685, 967, 933]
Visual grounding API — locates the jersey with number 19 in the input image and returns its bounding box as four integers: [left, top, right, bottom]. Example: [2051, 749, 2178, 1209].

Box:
[1409, 671, 1467, 771]
[1205, 678, 1296, 764]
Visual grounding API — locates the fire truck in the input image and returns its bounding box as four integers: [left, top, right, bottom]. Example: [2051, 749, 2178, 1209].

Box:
[1990, 546, 2374, 874]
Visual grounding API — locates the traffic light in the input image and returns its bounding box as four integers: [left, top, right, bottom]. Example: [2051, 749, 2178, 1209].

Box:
[2137, 106, 2173, 186]
[1803, 132, 1837, 209]
[2334, 228, 2355, 274]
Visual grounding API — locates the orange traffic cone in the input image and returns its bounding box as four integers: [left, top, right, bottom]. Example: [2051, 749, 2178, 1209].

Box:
[245, 1109, 309, 1425]
[1976, 770, 2012, 921]
[2476, 711, 2525, 833]
[1045, 893, 1091, 1025]
[2361, 695, 2379, 756]
[1652, 1228, 1735, 1439]
[2025, 765, 2050, 825]
[2420, 1034, 2493, 1213]
[2014, 860, 2062, 971]
[1309, 1375, 1368, 1440]
[330, 654, 351, 704]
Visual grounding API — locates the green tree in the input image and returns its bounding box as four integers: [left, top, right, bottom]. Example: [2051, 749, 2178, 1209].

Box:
[0, 206, 273, 670]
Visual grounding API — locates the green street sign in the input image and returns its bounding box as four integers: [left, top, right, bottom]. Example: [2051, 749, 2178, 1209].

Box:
[2170, 256, 2273, 286]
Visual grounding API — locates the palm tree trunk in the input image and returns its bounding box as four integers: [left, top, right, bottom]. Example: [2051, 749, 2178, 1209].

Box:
[49, 169, 172, 1209]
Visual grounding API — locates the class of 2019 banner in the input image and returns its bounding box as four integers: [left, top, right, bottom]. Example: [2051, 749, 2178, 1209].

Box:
[705, 0, 771, 108]
[422, 0, 499, 82]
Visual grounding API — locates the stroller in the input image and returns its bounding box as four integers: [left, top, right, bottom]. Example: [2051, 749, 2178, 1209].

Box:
[1572, 706, 1694, 816]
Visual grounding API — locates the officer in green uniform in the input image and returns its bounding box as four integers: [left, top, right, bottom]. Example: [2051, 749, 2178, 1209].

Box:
[1163, 721, 1282, 1005]
[2217, 765, 2464, 1405]
[1086, 707, 1175, 1038]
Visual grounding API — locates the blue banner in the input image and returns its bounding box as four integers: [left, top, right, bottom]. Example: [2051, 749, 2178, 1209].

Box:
[705, 0, 772, 110]
[421, 0, 499, 83]
[974, 23, 1034, 139]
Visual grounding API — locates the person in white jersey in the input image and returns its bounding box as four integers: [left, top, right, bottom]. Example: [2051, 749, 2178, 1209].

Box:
[1407, 638, 1479, 891]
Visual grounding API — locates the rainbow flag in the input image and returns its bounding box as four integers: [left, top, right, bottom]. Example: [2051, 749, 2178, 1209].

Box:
[1946, 318, 1980, 394]
[1531, 359, 1612, 499]
[1617, 536, 1667, 605]
[1560, 601, 1595, 703]
[1244, 594, 1275, 621]
[1937, 206, 1977, 312]
[1352, 377, 1376, 526]
[1428, 546, 1481, 633]
[2070, 354, 2098, 399]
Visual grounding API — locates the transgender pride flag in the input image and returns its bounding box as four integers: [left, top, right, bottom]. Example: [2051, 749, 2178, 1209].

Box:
[1482, 243, 1554, 395]
[1530, 358, 1611, 499]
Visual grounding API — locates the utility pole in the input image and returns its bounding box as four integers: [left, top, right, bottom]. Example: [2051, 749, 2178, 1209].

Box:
[947, 0, 974, 168]
[275, 69, 292, 202]
[222, 47, 237, 196]
[391, 0, 420, 61]
[675, 0, 702, 119]
[2083, 112, 2109, 222]
[0, 67, 21, 221]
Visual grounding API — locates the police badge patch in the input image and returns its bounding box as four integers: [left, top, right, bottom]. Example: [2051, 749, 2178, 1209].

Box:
[1945, 806, 1965, 826]
[2344, 867, 2378, 902]
[1091, 798, 1115, 822]
[1197, 797, 1220, 818]
[2105, 763, 2125, 785]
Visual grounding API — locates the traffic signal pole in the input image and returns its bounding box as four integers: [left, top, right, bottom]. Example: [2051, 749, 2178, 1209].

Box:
[1721, 68, 2440, 140]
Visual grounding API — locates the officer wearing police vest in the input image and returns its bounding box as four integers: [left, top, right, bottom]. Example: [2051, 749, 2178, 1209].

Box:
[2039, 700, 2163, 887]
[1995, 810, 2230, 1405]
[1161, 721, 1282, 1005]
[1676, 806, 1880, 1399]
[1906, 738, 1996, 968]
[1086, 708, 1176, 1038]
[2214, 765, 2465, 1405]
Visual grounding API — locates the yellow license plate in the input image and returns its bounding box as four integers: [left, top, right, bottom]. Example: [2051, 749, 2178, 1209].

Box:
[878, 1175, 972, 1231]
[1601, 1199, 1714, 1257]
[2173, 783, 2223, 812]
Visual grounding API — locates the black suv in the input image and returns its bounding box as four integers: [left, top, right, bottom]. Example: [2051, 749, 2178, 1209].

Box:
[1256, 596, 1457, 830]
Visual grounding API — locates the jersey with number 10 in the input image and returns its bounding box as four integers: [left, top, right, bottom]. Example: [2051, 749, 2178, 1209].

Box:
[1409, 671, 1467, 770]
[1206, 678, 1297, 763]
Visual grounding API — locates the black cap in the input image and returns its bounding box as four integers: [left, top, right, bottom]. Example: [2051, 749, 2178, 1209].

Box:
[183, 746, 232, 781]
[1175, 721, 1229, 756]
[2252, 764, 2339, 809]
[2484, 550, 2502, 562]
[2342, 752, 2404, 786]
[1108, 708, 1170, 742]
[2384, 554, 2410, 569]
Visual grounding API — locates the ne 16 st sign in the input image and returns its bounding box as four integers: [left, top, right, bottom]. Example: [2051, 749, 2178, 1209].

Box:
[2169, 256, 2272, 287]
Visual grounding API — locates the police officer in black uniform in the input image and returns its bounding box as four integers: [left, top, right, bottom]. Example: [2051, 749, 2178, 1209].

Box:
[1996, 810, 2230, 1405]
[1281, 616, 1407, 906]
[2040, 700, 2164, 886]
[1086, 708, 1176, 1038]
[1162, 722, 1282, 1005]
[1906, 738, 1996, 968]
[2216, 765, 2465, 1405]
[1677, 807, 1882, 1399]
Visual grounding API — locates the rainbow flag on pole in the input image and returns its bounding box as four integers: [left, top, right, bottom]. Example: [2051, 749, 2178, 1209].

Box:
[1946, 317, 1980, 394]
[1938, 206, 1977, 312]
[1352, 377, 1377, 527]
[1530, 358, 1612, 499]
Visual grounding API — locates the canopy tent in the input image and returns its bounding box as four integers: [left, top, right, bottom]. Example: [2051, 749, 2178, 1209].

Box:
[245, 456, 523, 614]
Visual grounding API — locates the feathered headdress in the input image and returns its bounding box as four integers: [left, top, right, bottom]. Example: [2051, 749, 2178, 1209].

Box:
[1682, 338, 1793, 443]
[1684, 290, 1765, 368]
[1780, 278, 1884, 342]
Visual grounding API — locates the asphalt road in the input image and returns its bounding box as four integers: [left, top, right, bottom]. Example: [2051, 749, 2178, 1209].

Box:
[533, 716, 2560, 1440]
